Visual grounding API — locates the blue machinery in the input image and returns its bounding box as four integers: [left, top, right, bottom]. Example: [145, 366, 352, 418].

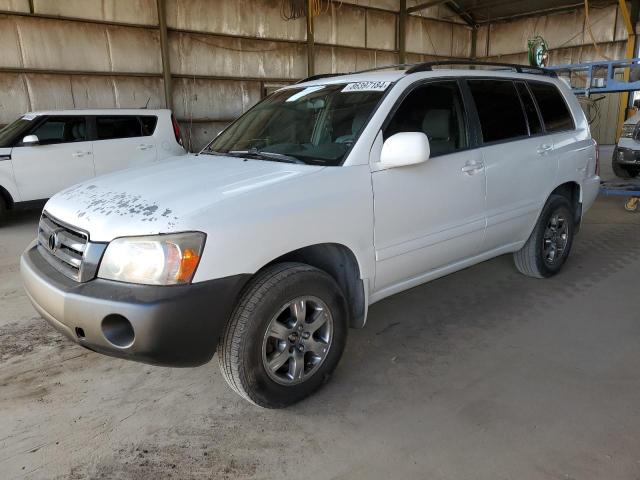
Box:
[548, 59, 640, 206]
[547, 58, 640, 96]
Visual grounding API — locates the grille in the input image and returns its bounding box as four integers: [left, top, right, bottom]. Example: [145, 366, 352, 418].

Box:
[37, 212, 88, 281]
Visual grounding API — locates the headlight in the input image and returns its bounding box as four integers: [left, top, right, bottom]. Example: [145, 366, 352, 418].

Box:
[621, 124, 637, 138]
[98, 232, 206, 285]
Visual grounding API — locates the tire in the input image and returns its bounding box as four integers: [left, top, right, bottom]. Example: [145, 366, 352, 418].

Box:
[218, 262, 348, 408]
[0, 196, 6, 226]
[612, 160, 635, 178]
[513, 194, 575, 279]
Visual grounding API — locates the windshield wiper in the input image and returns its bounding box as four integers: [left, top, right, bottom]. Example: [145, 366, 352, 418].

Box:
[228, 149, 305, 164]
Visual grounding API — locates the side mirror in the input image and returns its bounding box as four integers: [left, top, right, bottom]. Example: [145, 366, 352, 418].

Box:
[22, 134, 39, 146]
[379, 132, 430, 169]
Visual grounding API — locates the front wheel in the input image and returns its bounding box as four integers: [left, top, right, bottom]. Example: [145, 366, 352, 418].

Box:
[513, 194, 575, 278]
[218, 263, 348, 408]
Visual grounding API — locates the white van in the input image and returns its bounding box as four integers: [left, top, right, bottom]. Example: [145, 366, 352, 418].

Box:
[22, 63, 600, 408]
[0, 109, 185, 220]
[613, 110, 640, 178]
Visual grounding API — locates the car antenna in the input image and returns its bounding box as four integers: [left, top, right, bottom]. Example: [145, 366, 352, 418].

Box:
[142, 96, 151, 109]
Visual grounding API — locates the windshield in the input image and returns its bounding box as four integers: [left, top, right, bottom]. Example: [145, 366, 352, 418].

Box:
[0, 116, 36, 148]
[204, 82, 389, 166]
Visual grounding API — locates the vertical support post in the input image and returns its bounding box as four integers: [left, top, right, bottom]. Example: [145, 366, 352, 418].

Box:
[157, 0, 172, 110]
[399, 0, 407, 65]
[617, 0, 635, 138]
[471, 25, 477, 60]
[306, 0, 315, 76]
[28, 0, 34, 14]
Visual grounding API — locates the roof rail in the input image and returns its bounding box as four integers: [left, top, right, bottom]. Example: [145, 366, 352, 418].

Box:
[295, 61, 557, 85]
[296, 64, 419, 84]
[296, 73, 346, 84]
[405, 60, 557, 77]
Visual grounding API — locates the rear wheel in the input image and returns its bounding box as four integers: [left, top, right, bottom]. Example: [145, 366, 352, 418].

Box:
[513, 194, 575, 278]
[218, 263, 348, 408]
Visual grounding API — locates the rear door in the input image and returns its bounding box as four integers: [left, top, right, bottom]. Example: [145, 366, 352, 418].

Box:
[11, 115, 95, 201]
[92, 115, 158, 176]
[466, 79, 557, 251]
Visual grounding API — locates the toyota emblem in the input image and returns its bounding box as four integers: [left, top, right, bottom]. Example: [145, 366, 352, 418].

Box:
[48, 232, 58, 252]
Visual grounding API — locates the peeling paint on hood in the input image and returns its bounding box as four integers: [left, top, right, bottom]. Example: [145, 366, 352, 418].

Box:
[44, 154, 323, 242]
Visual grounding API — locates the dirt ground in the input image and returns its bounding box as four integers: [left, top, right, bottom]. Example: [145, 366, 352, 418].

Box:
[1, 146, 640, 479]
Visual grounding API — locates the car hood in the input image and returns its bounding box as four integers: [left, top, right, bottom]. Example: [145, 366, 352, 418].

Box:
[45, 154, 324, 241]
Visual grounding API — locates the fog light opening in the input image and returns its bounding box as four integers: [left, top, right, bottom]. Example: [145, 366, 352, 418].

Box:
[75, 327, 85, 339]
[101, 314, 135, 348]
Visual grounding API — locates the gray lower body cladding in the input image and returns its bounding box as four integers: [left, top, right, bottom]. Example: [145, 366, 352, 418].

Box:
[21, 244, 249, 367]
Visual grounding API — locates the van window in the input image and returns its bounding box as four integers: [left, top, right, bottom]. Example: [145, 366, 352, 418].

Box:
[97, 116, 145, 140]
[516, 82, 543, 135]
[528, 82, 575, 132]
[30, 116, 87, 145]
[384, 81, 468, 157]
[467, 80, 527, 143]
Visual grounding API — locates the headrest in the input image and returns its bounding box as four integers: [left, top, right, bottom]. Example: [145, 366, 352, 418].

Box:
[421, 109, 451, 140]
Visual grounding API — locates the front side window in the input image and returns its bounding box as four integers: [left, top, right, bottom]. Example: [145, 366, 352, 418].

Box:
[468, 80, 528, 144]
[205, 83, 387, 166]
[97, 116, 146, 140]
[528, 82, 575, 133]
[30, 116, 87, 145]
[384, 81, 468, 157]
[0, 116, 34, 147]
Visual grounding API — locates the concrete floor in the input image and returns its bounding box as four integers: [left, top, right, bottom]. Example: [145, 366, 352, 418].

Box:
[1, 146, 640, 479]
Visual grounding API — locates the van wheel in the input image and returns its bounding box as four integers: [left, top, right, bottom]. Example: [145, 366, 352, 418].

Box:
[218, 263, 348, 408]
[513, 194, 575, 278]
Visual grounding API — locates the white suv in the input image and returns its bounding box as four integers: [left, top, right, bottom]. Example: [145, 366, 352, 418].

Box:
[21, 63, 600, 408]
[0, 109, 185, 220]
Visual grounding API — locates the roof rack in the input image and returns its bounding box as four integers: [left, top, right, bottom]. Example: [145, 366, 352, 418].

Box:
[297, 64, 420, 84]
[295, 60, 557, 85]
[405, 60, 557, 77]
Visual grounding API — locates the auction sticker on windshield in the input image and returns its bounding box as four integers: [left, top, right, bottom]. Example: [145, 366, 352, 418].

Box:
[342, 81, 391, 93]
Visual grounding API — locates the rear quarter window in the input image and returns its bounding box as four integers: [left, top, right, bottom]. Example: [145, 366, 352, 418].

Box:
[527, 82, 575, 133]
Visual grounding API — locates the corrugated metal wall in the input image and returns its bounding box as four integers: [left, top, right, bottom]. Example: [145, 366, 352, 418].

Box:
[0, 1, 629, 147]
[476, 3, 630, 144]
[0, 0, 473, 150]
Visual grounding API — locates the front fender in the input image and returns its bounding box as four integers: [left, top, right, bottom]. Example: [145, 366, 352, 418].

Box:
[191, 165, 375, 288]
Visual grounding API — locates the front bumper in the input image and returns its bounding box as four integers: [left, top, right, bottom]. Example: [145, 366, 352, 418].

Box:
[613, 146, 640, 166]
[20, 243, 249, 367]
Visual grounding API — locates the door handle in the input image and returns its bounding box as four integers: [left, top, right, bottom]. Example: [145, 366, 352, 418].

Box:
[137, 144, 153, 151]
[72, 151, 90, 158]
[461, 162, 484, 175]
[537, 144, 553, 155]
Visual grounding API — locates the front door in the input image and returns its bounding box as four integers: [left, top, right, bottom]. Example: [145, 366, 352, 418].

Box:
[11, 116, 95, 201]
[371, 80, 487, 294]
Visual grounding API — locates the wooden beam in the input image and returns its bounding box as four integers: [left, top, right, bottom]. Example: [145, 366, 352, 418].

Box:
[306, 0, 315, 76]
[399, 0, 407, 65]
[157, 0, 172, 110]
[407, 0, 448, 14]
[617, 0, 636, 139]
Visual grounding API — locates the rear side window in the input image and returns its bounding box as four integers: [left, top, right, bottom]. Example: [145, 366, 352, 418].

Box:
[528, 82, 575, 132]
[516, 82, 543, 135]
[96, 116, 156, 140]
[467, 80, 527, 143]
[140, 116, 158, 136]
[30, 116, 87, 145]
